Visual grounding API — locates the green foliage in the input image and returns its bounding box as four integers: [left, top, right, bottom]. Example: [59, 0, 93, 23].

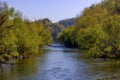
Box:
[11, 51, 19, 57]
[0, 2, 52, 61]
[102, 15, 120, 58]
[37, 19, 64, 42]
[58, 26, 77, 47]
[50, 23, 64, 41]
[58, 0, 120, 59]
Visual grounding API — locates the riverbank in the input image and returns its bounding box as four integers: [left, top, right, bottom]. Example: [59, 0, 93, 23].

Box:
[1, 45, 120, 80]
[0, 54, 31, 65]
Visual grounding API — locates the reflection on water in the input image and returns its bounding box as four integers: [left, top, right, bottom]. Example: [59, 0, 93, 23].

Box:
[0, 57, 38, 80]
[89, 59, 120, 80]
[0, 44, 120, 80]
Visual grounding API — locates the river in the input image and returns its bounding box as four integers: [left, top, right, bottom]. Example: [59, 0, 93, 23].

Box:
[0, 44, 120, 80]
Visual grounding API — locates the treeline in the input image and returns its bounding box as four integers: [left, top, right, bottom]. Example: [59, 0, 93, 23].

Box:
[38, 18, 74, 41]
[39, 18, 64, 41]
[58, 18, 75, 27]
[58, 0, 120, 59]
[0, 2, 52, 63]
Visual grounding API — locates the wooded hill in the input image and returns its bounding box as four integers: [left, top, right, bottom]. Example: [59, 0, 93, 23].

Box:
[39, 18, 75, 41]
[0, 2, 52, 63]
[0, 1, 75, 63]
[58, 0, 120, 59]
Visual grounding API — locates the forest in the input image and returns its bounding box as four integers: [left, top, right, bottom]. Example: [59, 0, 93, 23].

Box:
[1, 0, 120, 80]
[0, 2, 52, 63]
[0, 1, 74, 64]
[58, 0, 120, 59]
[0, 0, 120, 64]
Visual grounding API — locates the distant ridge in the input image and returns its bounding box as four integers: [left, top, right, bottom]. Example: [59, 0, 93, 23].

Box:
[58, 18, 75, 27]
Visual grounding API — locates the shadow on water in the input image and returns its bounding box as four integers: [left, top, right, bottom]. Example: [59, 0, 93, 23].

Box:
[0, 44, 120, 80]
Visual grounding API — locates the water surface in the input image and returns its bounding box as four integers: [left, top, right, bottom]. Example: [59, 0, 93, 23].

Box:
[0, 44, 120, 80]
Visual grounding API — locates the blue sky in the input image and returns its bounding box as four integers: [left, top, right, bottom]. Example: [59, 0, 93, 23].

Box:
[1, 0, 102, 22]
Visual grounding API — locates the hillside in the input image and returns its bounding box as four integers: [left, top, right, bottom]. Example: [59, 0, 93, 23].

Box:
[58, 0, 120, 59]
[58, 18, 75, 27]
[38, 18, 75, 41]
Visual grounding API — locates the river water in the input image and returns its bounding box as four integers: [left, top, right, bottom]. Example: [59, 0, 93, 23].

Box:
[0, 44, 120, 80]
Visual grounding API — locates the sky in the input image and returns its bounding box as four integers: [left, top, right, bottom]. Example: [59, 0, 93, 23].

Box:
[1, 0, 102, 22]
